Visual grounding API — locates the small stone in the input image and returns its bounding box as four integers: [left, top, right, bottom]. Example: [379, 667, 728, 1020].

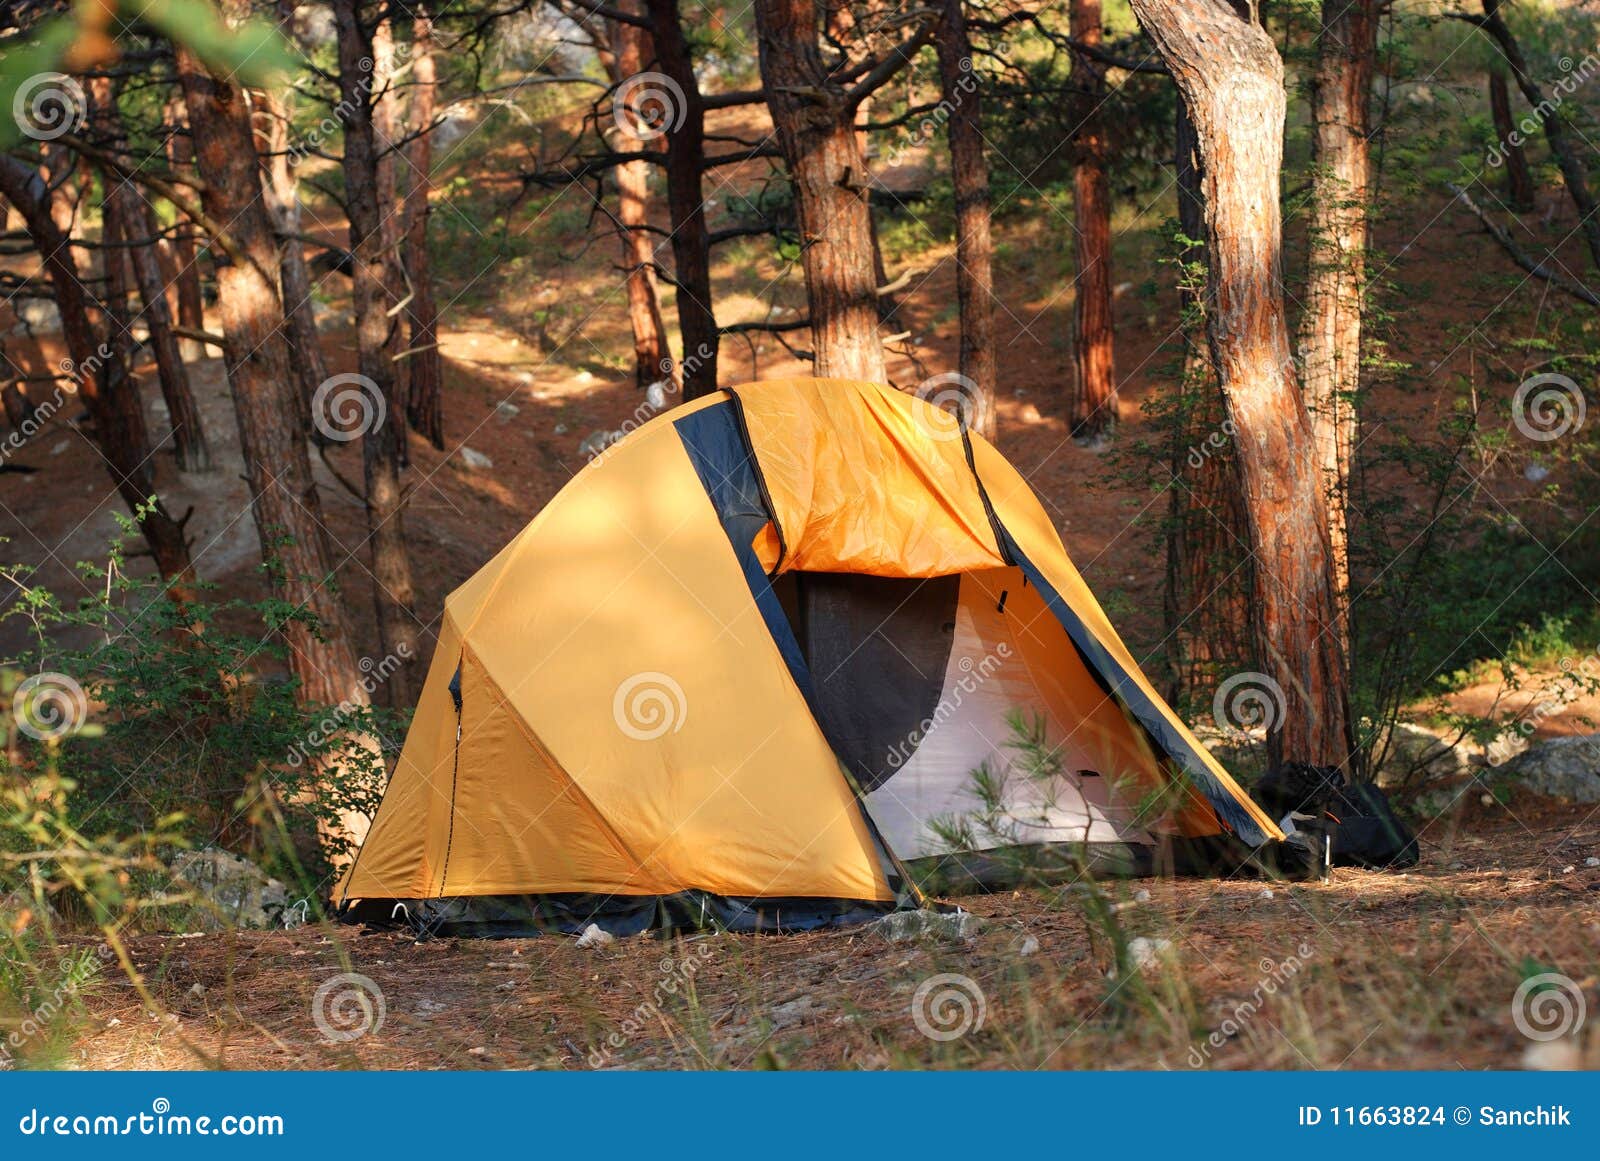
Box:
[1258, 888, 1275, 900]
[1521, 1039, 1582, 1071]
[575, 923, 614, 949]
[1561, 865, 1576, 874]
[578, 430, 623, 458]
[1109, 937, 1172, 977]
[187, 983, 206, 999]
[1524, 462, 1551, 483]
[1016, 934, 1040, 956]
[495, 401, 520, 420]
[1133, 888, 1152, 904]
[866, 908, 985, 943]
[416, 998, 447, 1016]
[768, 997, 815, 1028]
[1585, 857, 1599, 868]
[553, 423, 569, 436]
[458, 446, 493, 471]
[467, 1046, 488, 1057]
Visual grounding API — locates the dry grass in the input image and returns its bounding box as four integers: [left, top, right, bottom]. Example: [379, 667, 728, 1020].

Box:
[38, 796, 1598, 1072]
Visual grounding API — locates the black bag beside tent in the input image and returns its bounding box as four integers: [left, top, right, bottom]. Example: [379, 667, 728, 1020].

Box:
[1254, 763, 1420, 870]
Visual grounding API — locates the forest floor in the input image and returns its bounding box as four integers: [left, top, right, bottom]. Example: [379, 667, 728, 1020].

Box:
[52, 797, 1600, 1070]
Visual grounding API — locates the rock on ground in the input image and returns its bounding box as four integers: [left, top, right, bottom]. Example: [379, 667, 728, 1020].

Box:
[1496, 734, 1600, 803]
[866, 908, 986, 943]
[170, 848, 290, 930]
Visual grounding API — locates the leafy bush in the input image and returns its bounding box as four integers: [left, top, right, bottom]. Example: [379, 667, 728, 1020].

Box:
[1, 526, 407, 899]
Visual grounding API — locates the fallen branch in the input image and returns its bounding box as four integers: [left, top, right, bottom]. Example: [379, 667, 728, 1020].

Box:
[1447, 182, 1600, 308]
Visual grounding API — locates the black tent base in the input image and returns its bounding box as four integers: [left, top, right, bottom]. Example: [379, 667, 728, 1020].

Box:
[339, 837, 1319, 939]
[338, 890, 906, 939]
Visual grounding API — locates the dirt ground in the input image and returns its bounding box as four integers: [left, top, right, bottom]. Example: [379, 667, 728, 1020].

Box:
[43, 796, 1594, 1071]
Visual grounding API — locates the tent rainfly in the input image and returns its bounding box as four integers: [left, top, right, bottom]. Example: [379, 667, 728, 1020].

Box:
[338, 378, 1285, 936]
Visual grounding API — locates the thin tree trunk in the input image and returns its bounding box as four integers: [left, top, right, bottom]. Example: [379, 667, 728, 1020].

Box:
[754, 0, 886, 383]
[334, 0, 420, 705]
[934, 0, 997, 439]
[371, 16, 409, 469]
[1297, 0, 1377, 647]
[174, 35, 369, 713]
[161, 96, 208, 360]
[1488, 65, 1535, 211]
[606, 5, 673, 391]
[1068, 0, 1118, 444]
[643, 0, 719, 398]
[1475, 0, 1600, 272]
[0, 157, 195, 584]
[257, 86, 332, 441]
[88, 77, 212, 473]
[403, 5, 446, 446]
[1129, 0, 1355, 772]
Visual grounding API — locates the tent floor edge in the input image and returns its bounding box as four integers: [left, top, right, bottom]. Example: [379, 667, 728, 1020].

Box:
[337, 890, 901, 939]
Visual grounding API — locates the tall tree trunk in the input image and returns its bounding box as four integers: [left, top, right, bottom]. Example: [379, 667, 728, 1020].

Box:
[174, 35, 369, 713]
[403, 5, 446, 446]
[0, 157, 195, 583]
[334, 0, 420, 705]
[933, 0, 997, 439]
[161, 96, 209, 360]
[1129, 0, 1355, 772]
[643, 0, 719, 398]
[1487, 65, 1535, 212]
[753, 0, 886, 383]
[1162, 98, 1250, 702]
[257, 86, 332, 441]
[87, 77, 213, 474]
[1297, 0, 1376, 648]
[371, 16, 409, 469]
[606, 5, 673, 391]
[1068, 0, 1118, 444]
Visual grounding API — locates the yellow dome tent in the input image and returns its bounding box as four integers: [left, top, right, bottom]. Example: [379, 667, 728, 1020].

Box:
[337, 378, 1283, 935]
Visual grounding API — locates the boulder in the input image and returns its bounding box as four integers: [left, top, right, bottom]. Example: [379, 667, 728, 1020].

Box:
[170, 848, 289, 930]
[1496, 734, 1600, 803]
